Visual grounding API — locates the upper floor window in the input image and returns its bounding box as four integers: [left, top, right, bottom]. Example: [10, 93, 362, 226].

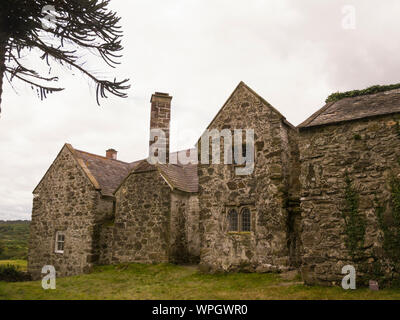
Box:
[55, 231, 65, 254]
[228, 209, 238, 232]
[241, 208, 251, 232]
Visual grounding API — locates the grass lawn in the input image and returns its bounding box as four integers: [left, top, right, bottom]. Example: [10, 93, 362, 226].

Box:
[1, 262, 400, 300]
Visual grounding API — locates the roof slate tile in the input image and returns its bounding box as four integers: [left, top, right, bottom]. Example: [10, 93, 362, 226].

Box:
[298, 88, 400, 128]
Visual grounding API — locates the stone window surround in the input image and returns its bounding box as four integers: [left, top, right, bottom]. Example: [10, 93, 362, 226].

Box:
[55, 231, 65, 254]
[226, 206, 253, 233]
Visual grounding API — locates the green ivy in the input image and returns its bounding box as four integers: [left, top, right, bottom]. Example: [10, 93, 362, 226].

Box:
[341, 174, 366, 259]
[376, 176, 400, 264]
[326, 84, 400, 104]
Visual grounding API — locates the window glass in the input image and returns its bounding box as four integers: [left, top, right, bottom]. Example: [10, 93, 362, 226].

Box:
[55, 232, 65, 253]
[241, 208, 251, 231]
[228, 209, 238, 231]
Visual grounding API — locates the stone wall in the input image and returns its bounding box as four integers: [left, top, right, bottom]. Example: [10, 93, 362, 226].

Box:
[92, 195, 114, 265]
[286, 126, 302, 268]
[97, 223, 114, 265]
[170, 192, 200, 264]
[197, 83, 300, 273]
[28, 146, 107, 279]
[187, 195, 201, 261]
[299, 114, 400, 286]
[112, 169, 171, 263]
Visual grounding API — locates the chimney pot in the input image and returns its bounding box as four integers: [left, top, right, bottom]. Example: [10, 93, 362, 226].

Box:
[106, 148, 117, 160]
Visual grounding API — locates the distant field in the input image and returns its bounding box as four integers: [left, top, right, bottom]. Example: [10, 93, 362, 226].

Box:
[0, 260, 27, 271]
[1, 263, 400, 300]
[0, 221, 30, 260]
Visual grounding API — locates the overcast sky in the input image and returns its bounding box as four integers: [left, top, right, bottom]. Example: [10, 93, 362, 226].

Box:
[1, 0, 400, 220]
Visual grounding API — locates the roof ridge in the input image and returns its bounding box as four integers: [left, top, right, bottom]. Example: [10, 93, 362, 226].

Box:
[298, 88, 400, 129]
[74, 148, 130, 165]
[325, 84, 400, 104]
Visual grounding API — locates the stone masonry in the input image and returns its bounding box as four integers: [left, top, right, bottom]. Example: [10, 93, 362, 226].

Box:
[299, 113, 400, 286]
[29, 83, 400, 286]
[29, 145, 113, 279]
[197, 82, 301, 273]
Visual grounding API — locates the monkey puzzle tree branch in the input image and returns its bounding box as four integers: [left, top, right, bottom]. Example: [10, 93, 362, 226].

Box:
[26, 34, 129, 105]
[0, 33, 7, 115]
[0, 0, 130, 114]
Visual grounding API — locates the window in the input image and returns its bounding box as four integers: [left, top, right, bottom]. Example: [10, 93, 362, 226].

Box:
[241, 208, 251, 232]
[228, 209, 238, 231]
[226, 207, 252, 232]
[55, 231, 65, 254]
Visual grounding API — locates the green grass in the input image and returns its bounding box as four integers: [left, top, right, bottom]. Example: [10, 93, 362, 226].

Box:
[1, 262, 400, 300]
[0, 220, 30, 260]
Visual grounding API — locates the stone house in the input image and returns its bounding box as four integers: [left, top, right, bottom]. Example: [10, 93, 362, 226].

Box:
[197, 82, 301, 273]
[29, 82, 400, 286]
[298, 89, 400, 286]
[29, 144, 134, 278]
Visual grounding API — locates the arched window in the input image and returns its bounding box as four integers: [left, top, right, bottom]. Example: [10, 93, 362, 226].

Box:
[228, 209, 238, 231]
[241, 208, 251, 232]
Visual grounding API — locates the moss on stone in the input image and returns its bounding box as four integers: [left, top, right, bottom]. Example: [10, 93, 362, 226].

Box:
[326, 84, 400, 103]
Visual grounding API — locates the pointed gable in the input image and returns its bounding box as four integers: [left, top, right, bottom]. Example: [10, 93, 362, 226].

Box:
[33, 143, 137, 197]
[198, 81, 294, 140]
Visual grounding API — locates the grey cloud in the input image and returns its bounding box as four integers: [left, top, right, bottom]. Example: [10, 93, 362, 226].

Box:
[1, 0, 399, 219]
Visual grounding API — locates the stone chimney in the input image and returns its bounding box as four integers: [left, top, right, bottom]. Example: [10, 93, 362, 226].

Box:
[106, 148, 117, 160]
[149, 92, 172, 163]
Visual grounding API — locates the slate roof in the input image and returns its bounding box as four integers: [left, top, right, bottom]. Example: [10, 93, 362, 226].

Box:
[298, 88, 400, 128]
[65, 146, 199, 195]
[158, 163, 198, 193]
[37, 82, 299, 196]
[114, 149, 199, 194]
[73, 148, 140, 196]
[131, 160, 156, 173]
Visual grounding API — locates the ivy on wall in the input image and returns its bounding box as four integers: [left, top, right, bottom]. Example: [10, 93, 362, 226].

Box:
[341, 174, 366, 259]
[376, 176, 400, 265]
[326, 84, 400, 104]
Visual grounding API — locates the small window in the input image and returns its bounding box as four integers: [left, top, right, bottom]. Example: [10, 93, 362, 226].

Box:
[55, 231, 65, 254]
[228, 209, 238, 231]
[241, 208, 251, 232]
